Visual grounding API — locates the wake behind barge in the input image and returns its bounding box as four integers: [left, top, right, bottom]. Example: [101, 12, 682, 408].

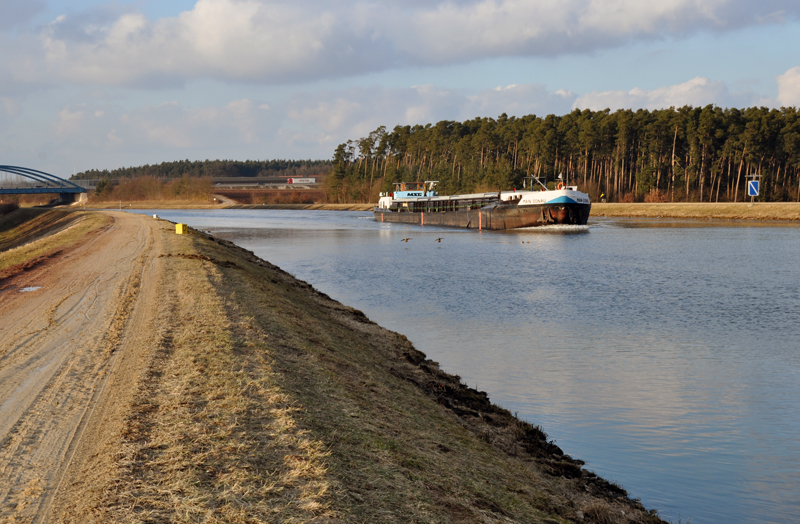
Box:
[373, 179, 591, 230]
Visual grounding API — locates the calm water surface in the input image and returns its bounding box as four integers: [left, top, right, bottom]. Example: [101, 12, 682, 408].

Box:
[133, 209, 800, 524]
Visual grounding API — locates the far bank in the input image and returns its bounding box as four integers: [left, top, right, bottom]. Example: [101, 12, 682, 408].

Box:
[75, 200, 800, 222]
[591, 202, 800, 221]
[77, 200, 374, 211]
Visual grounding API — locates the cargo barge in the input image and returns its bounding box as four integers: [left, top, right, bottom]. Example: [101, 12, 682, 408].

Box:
[374, 179, 591, 230]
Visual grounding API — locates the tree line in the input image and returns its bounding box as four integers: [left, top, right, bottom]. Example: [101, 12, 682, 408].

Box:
[92, 177, 213, 202]
[326, 106, 800, 203]
[71, 159, 331, 181]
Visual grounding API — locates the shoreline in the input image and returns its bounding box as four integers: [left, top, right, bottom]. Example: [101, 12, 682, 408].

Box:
[75, 201, 375, 211]
[2, 208, 665, 523]
[72, 200, 800, 221]
[592, 202, 800, 221]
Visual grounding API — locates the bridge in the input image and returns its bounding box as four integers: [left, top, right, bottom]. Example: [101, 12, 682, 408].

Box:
[0, 166, 87, 204]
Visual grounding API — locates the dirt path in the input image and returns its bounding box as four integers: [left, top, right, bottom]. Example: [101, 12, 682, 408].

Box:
[0, 212, 163, 523]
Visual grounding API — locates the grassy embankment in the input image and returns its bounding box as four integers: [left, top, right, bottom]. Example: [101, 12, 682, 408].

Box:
[0, 208, 111, 280]
[20, 212, 663, 523]
[592, 202, 800, 221]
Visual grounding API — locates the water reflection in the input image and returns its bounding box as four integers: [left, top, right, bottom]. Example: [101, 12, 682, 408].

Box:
[129, 209, 800, 524]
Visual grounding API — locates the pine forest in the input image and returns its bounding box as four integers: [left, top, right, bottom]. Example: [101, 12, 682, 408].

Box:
[71, 159, 330, 181]
[327, 105, 800, 204]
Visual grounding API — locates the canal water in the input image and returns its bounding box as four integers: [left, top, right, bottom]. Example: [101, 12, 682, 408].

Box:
[132, 209, 800, 524]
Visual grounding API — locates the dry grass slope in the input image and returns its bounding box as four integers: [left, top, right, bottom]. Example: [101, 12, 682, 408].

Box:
[76, 220, 664, 524]
[0, 208, 111, 278]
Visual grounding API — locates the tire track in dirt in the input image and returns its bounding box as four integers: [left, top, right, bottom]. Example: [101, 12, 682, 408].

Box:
[0, 212, 163, 523]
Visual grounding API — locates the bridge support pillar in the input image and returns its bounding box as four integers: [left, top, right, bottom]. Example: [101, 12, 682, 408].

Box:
[57, 193, 76, 205]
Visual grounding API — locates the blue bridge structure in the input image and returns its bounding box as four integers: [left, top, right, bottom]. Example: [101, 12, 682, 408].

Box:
[0, 165, 87, 204]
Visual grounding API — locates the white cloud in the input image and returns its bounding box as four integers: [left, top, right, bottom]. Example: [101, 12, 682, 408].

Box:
[117, 98, 267, 149]
[0, 81, 579, 169]
[145, 124, 193, 148]
[289, 97, 363, 135]
[12, 0, 800, 86]
[465, 84, 575, 118]
[0, 97, 21, 120]
[394, 0, 739, 63]
[108, 129, 122, 144]
[0, 96, 286, 172]
[36, 0, 347, 86]
[776, 66, 800, 106]
[54, 106, 83, 135]
[574, 76, 770, 111]
[284, 83, 575, 149]
[1, 72, 795, 173]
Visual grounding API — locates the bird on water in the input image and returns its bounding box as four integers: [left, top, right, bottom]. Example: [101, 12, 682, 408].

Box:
[401, 238, 411, 242]
[435, 238, 443, 242]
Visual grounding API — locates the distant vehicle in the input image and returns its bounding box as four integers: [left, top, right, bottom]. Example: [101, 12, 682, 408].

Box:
[286, 178, 316, 184]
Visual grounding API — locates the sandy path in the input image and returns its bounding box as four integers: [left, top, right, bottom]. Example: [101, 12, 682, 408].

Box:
[0, 212, 163, 523]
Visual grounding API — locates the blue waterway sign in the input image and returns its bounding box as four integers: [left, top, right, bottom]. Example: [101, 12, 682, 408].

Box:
[748, 180, 759, 197]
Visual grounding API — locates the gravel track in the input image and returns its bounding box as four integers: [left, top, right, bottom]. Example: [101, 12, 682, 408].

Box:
[0, 212, 163, 523]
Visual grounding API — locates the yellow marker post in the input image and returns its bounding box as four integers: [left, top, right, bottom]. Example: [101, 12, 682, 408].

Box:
[176, 223, 188, 234]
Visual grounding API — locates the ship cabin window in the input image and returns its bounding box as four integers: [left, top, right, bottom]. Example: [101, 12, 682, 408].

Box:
[395, 181, 426, 192]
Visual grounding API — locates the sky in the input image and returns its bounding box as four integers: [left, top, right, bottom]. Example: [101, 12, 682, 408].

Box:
[2, 0, 800, 175]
